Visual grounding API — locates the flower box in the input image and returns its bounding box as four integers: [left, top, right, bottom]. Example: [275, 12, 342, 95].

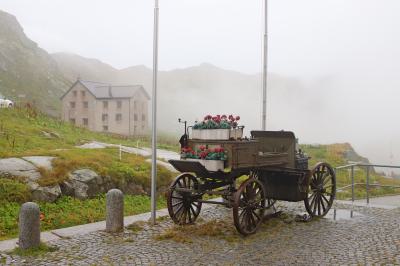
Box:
[184, 158, 224, 172]
[192, 129, 230, 140]
[204, 160, 224, 171]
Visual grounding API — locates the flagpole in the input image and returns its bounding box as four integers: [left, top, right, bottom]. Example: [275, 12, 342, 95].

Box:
[262, 0, 268, 130]
[150, 0, 159, 225]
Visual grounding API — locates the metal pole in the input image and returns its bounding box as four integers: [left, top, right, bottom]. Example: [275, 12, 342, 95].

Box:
[150, 0, 159, 225]
[261, 0, 268, 130]
[351, 165, 354, 202]
[366, 166, 370, 205]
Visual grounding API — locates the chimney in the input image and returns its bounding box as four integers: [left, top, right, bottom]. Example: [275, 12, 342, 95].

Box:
[108, 85, 113, 97]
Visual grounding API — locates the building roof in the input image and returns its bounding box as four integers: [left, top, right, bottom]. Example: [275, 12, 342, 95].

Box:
[60, 79, 150, 100]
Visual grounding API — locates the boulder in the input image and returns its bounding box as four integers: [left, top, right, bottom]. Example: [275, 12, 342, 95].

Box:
[61, 169, 104, 200]
[30, 183, 62, 203]
[0, 158, 40, 181]
[22, 156, 55, 170]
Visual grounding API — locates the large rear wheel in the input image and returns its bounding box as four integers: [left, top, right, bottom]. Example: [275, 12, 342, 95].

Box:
[304, 162, 336, 217]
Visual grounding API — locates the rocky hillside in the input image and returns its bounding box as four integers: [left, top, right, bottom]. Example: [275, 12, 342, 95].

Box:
[0, 10, 69, 116]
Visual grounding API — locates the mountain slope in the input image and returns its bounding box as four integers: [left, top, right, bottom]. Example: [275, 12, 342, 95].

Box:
[0, 10, 69, 115]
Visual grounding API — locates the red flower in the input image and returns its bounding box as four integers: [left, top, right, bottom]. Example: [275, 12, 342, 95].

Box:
[221, 115, 227, 119]
[219, 147, 224, 152]
[214, 147, 220, 153]
[40, 213, 45, 221]
[199, 145, 206, 151]
[235, 116, 240, 121]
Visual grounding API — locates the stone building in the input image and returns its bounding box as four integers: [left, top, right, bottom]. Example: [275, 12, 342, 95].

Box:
[61, 79, 150, 136]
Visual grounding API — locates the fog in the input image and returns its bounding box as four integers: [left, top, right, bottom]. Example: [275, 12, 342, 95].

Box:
[1, 0, 400, 166]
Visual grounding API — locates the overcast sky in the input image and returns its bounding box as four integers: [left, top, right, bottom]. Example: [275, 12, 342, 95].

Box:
[1, 0, 398, 76]
[1, 0, 400, 165]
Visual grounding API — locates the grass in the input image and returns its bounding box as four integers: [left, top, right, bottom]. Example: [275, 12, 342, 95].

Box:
[301, 143, 400, 200]
[28, 147, 175, 189]
[0, 194, 167, 241]
[9, 242, 58, 257]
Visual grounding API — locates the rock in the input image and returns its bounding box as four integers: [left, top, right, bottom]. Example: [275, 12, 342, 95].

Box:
[31, 184, 62, 203]
[0, 158, 40, 181]
[22, 156, 55, 170]
[62, 169, 103, 200]
[71, 169, 98, 183]
[19, 202, 40, 250]
[41, 131, 60, 139]
[125, 182, 146, 195]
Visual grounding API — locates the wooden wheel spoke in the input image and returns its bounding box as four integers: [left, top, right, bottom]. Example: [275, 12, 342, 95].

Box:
[187, 208, 192, 223]
[321, 194, 330, 205]
[172, 201, 183, 208]
[320, 196, 326, 213]
[251, 210, 261, 222]
[317, 195, 321, 215]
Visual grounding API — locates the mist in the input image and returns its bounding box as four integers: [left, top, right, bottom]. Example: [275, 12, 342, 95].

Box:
[1, 0, 400, 166]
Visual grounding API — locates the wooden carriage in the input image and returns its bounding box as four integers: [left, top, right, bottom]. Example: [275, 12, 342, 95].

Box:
[167, 130, 336, 235]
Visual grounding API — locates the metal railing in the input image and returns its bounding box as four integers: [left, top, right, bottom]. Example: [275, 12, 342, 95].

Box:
[335, 163, 400, 204]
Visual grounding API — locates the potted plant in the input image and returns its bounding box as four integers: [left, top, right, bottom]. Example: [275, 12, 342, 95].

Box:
[192, 114, 243, 140]
[181, 145, 227, 171]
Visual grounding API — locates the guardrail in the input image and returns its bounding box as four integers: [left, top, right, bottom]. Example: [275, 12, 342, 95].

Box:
[335, 163, 400, 204]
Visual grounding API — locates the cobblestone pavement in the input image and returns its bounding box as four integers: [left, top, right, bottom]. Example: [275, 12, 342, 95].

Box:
[1, 202, 399, 265]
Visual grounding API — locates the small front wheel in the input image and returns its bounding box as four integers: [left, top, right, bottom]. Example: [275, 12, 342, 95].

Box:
[233, 177, 266, 236]
[167, 173, 202, 225]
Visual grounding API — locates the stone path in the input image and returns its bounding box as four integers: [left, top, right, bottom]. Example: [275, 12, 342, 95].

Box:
[1, 201, 399, 265]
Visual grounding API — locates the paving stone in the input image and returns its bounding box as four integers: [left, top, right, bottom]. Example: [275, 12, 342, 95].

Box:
[1, 202, 399, 265]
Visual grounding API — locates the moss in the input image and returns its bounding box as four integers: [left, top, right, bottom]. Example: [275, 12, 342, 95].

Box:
[0, 178, 31, 203]
[9, 242, 59, 257]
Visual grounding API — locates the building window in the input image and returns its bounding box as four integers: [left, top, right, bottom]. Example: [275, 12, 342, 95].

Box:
[73, 91, 77, 97]
[141, 114, 146, 121]
[69, 118, 75, 124]
[81, 91, 86, 97]
[134, 114, 138, 121]
[83, 118, 88, 126]
[117, 101, 122, 109]
[103, 125, 108, 131]
[70, 102, 76, 108]
[83, 101, 88, 108]
[103, 101, 108, 108]
[116, 113, 122, 122]
[102, 114, 108, 122]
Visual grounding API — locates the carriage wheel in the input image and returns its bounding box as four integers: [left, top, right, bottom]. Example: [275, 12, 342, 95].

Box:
[233, 177, 266, 236]
[304, 162, 336, 217]
[250, 170, 276, 209]
[167, 173, 202, 225]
